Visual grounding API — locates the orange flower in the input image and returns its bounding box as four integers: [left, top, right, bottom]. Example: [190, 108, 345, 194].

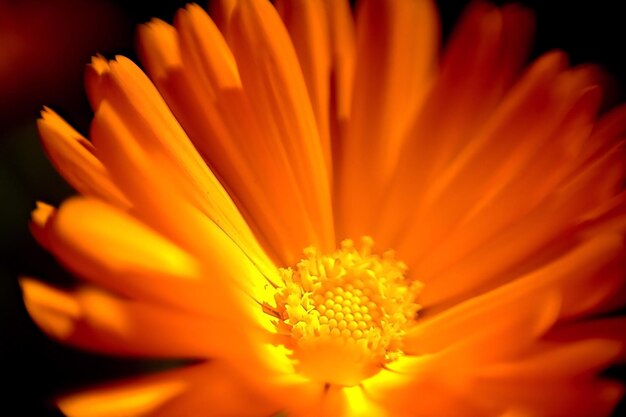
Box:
[22, 0, 626, 416]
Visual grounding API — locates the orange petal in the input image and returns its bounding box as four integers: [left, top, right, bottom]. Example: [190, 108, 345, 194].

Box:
[276, 0, 332, 179]
[227, 0, 334, 256]
[222, 342, 326, 414]
[336, 0, 439, 239]
[84, 54, 110, 111]
[407, 69, 603, 283]
[21, 279, 257, 359]
[58, 362, 277, 417]
[149, 362, 279, 417]
[87, 55, 233, 228]
[175, 5, 241, 93]
[29, 201, 54, 249]
[172, 4, 311, 264]
[362, 363, 484, 417]
[425, 291, 562, 378]
[375, 3, 534, 250]
[45, 197, 202, 299]
[585, 103, 626, 160]
[90, 99, 281, 308]
[286, 385, 393, 417]
[406, 234, 622, 355]
[393, 51, 579, 268]
[340, 385, 390, 417]
[59, 378, 185, 417]
[138, 7, 328, 265]
[209, 0, 237, 32]
[412, 1, 534, 171]
[42, 196, 272, 331]
[472, 377, 623, 417]
[415, 139, 624, 307]
[546, 317, 626, 362]
[558, 257, 626, 319]
[476, 339, 623, 382]
[134, 19, 181, 82]
[322, 0, 355, 142]
[86, 55, 276, 281]
[37, 108, 128, 207]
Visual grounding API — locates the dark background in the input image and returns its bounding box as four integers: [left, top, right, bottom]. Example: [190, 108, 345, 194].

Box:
[1, 0, 625, 416]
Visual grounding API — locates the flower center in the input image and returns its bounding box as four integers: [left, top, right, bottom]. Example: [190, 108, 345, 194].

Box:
[273, 237, 422, 386]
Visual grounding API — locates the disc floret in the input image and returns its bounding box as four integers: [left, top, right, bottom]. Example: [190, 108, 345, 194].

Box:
[273, 237, 422, 385]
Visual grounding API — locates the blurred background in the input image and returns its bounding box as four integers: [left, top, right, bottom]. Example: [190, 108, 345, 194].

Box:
[1, 0, 625, 415]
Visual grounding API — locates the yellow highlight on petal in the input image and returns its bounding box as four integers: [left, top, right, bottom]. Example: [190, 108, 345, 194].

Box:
[271, 237, 422, 386]
[58, 380, 186, 417]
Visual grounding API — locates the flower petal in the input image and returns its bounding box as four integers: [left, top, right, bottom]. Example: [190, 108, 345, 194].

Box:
[138, 5, 332, 264]
[58, 362, 278, 417]
[473, 378, 623, 417]
[476, 339, 623, 382]
[38, 197, 201, 305]
[37, 108, 128, 207]
[91, 98, 282, 309]
[339, 386, 390, 417]
[546, 317, 626, 362]
[86, 55, 276, 282]
[29, 201, 54, 250]
[227, 0, 334, 257]
[21, 279, 257, 359]
[375, 3, 534, 249]
[59, 378, 185, 417]
[284, 385, 392, 417]
[37, 196, 275, 334]
[322, 0, 355, 140]
[362, 363, 484, 417]
[418, 138, 625, 307]
[425, 291, 562, 377]
[210, 0, 237, 32]
[223, 343, 327, 415]
[407, 77, 604, 284]
[336, 0, 439, 239]
[275, 0, 332, 177]
[558, 256, 626, 319]
[392, 51, 603, 269]
[405, 234, 622, 356]
[172, 5, 316, 263]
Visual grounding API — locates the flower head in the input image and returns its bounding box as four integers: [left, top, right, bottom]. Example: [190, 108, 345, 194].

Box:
[22, 0, 626, 416]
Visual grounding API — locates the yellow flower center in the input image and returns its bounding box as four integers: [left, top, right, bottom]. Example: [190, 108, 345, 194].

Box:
[273, 237, 422, 386]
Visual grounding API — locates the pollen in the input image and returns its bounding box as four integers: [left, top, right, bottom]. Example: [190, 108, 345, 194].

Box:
[272, 237, 422, 386]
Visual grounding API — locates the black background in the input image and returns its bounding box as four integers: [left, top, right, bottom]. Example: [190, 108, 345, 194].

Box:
[1, 0, 625, 416]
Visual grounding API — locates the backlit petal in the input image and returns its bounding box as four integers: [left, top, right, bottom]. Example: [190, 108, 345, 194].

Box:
[337, 0, 439, 239]
[86, 55, 276, 282]
[58, 362, 277, 417]
[38, 108, 128, 207]
[227, 0, 334, 258]
[21, 279, 256, 359]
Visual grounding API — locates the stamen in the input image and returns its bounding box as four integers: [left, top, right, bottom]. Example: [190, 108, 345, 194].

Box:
[271, 237, 422, 386]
